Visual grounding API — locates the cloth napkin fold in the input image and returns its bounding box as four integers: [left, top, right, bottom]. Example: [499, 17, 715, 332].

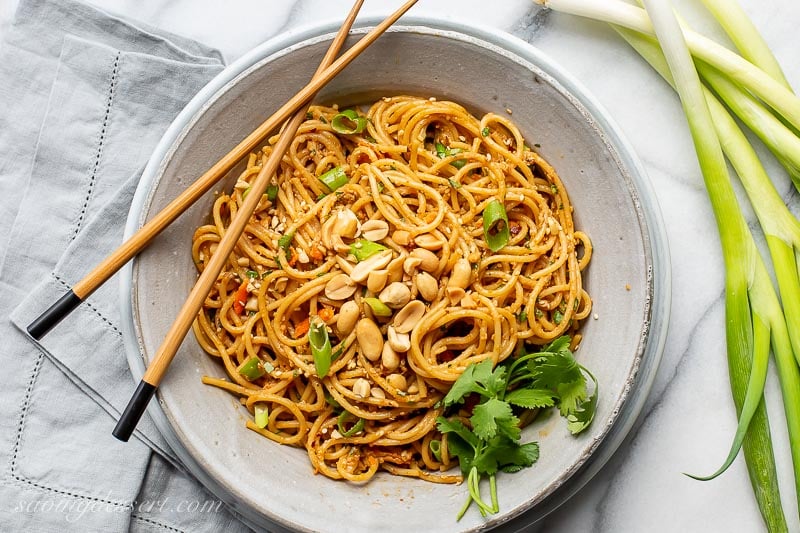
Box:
[0, 0, 252, 531]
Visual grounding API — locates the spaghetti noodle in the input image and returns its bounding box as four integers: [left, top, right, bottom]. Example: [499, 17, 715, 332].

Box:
[191, 96, 592, 483]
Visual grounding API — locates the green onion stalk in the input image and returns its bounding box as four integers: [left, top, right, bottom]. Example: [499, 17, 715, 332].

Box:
[534, 0, 800, 153]
[612, 27, 799, 531]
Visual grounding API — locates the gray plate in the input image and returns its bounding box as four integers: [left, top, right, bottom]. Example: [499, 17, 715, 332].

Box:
[120, 18, 670, 533]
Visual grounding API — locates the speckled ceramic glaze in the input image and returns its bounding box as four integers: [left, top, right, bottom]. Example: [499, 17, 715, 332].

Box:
[120, 18, 669, 533]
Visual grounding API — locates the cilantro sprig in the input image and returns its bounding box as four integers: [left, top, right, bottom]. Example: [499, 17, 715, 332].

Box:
[436, 336, 598, 520]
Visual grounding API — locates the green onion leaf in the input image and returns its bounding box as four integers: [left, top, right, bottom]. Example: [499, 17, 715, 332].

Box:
[363, 297, 392, 317]
[309, 316, 332, 378]
[278, 232, 294, 254]
[318, 166, 349, 192]
[266, 185, 279, 202]
[436, 142, 467, 169]
[331, 109, 368, 134]
[325, 392, 341, 409]
[429, 439, 443, 462]
[482, 199, 510, 252]
[237, 356, 266, 381]
[337, 411, 365, 437]
[349, 239, 388, 261]
[448, 178, 462, 189]
[246, 270, 259, 279]
[254, 404, 269, 429]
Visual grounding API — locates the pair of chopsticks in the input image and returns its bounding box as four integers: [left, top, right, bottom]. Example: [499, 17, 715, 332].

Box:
[25, 0, 419, 442]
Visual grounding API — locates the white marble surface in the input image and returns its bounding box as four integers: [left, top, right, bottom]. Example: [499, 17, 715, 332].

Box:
[3, 0, 799, 531]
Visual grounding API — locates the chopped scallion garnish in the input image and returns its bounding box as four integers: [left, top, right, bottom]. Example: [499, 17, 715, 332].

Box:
[363, 297, 392, 317]
[349, 239, 388, 261]
[318, 166, 349, 192]
[309, 316, 332, 378]
[337, 411, 365, 437]
[237, 356, 266, 381]
[482, 199, 510, 252]
[254, 404, 269, 429]
[331, 109, 368, 134]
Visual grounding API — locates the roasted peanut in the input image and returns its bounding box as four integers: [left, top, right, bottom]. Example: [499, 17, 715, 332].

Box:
[387, 325, 411, 352]
[386, 373, 408, 391]
[414, 233, 444, 250]
[325, 274, 357, 300]
[332, 208, 360, 239]
[356, 318, 383, 361]
[350, 250, 393, 283]
[353, 378, 371, 398]
[394, 300, 425, 333]
[448, 258, 472, 289]
[367, 270, 389, 294]
[381, 343, 400, 371]
[414, 272, 438, 301]
[379, 282, 411, 309]
[410, 248, 439, 272]
[336, 300, 360, 335]
[360, 219, 390, 241]
[391, 229, 411, 246]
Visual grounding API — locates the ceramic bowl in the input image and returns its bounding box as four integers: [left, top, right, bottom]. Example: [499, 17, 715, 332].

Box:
[120, 17, 669, 533]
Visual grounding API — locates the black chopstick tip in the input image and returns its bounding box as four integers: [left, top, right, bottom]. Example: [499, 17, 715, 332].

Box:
[113, 380, 157, 442]
[27, 289, 82, 340]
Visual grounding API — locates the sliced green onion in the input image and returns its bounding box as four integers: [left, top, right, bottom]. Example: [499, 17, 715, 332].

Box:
[337, 411, 365, 437]
[429, 439, 443, 462]
[553, 310, 563, 325]
[448, 178, 462, 189]
[363, 297, 392, 317]
[325, 392, 341, 408]
[242, 187, 252, 199]
[254, 404, 269, 429]
[245, 270, 259, 279]
[309, 316, 332, 378]
[266, 185, 279, 202]
[238, 356, 266, 381]
[516, 310, 527, 323]
[318, 166, 349, 192]
[349, 239, 388, 261]
[482, 199, 510, 252]
[331, 109, 368, 134]
[278, 232, 294, 254]
[629, 1, 800, 526]
[481, 127, 490, 137]
[535, 0, 800, 132]
[436, 142, 467, 169]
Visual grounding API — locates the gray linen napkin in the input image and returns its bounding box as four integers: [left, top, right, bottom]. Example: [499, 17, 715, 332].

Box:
[0, 1, 251, 531]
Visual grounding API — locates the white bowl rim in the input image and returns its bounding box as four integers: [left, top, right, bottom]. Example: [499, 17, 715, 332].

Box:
[119, 14, 671, 533]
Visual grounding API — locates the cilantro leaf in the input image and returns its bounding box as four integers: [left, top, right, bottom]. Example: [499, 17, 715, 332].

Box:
[443, 358, 505, 406]
[498, 441, 540, 473]
[529, 351, 583, 391]
[483, 364, 507, 398]
[473, 436, 539, 475]
[471, 398, 518, 441]
[436, 416, 480, 450]
[556, 379, 587, 417]
[566, 369, 598, 435]
[504, 388, 556, 409]
[543, 335, 571, 354]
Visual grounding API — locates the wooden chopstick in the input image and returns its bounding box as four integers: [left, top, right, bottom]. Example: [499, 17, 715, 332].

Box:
[112, 0, 419, 442]
[26, 0, 419, 341]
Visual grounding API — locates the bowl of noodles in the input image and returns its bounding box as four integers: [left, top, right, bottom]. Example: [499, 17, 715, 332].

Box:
[120, 17, 669, 533]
